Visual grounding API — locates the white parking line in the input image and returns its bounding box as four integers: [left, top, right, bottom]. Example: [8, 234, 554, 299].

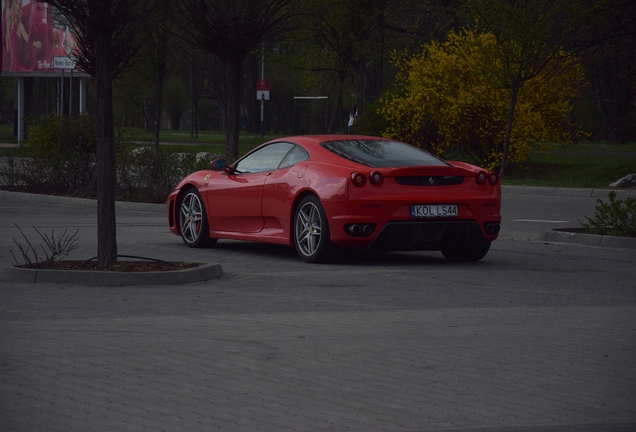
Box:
[514, 219, 570, 223]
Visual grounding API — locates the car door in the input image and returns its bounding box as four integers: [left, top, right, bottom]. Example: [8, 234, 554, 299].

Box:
[208, 142, 295, 233]
[262, 144, 311, 221]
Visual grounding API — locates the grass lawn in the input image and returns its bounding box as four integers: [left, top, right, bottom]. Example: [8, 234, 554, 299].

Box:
[132, 140, 636, 189]
[505, 148, 636, 188]
[120, 127, 285, 151]
[0, 124, 16, 144]
[2, 123, 634, 189]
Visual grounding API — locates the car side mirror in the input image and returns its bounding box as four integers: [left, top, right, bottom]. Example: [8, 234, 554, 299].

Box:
[210, 158, 234, 174]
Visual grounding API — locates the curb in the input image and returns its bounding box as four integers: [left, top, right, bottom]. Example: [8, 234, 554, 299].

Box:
[0, 262, 224, 286]
[0, 189, 165, 213]
[538, 228, 636, 250]
[500, 185, 636, 199]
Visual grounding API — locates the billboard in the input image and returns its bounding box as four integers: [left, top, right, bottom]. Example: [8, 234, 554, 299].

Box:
[1, 0, 82, 75]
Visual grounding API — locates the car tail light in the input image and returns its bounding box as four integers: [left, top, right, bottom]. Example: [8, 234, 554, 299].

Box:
[488, 171, 499, 186]
[475, 170, 487, 185]
[351, 172, 366, 187]
[369, 170, 383, 186]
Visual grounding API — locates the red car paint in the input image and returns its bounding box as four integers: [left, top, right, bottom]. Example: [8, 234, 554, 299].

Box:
[167, 135, 501, 262]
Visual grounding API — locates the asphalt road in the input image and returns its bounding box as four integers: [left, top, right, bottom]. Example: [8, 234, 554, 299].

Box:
[0, 189, 635, 432]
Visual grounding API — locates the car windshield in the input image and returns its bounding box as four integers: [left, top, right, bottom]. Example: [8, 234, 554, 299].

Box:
[320, 139, 449, 168]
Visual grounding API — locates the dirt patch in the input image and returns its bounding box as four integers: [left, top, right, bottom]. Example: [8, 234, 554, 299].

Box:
[19, 260, 200, 272]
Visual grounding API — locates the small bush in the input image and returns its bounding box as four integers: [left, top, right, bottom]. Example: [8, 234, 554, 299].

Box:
[24, 114, 98, 197]
[1, 114, 212, 203]
[117, 146, 209, 203]
[581, 191, 636, 238]
[0, 150, 20, 186]
[11, 224, 80, 266]
[354, 98, 389, 137]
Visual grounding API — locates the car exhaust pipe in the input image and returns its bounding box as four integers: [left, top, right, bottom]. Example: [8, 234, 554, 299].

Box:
[345, 223, 376, 237]
[347, 224, 362, 235]
[485, 223, 501, 234]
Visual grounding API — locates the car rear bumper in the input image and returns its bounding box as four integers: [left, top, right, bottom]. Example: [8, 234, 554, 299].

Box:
[322, 194, 500, 251]
[365, 220, 488, 253]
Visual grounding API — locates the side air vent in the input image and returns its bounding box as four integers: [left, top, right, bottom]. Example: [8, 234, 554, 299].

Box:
[396, 176, 464, 186]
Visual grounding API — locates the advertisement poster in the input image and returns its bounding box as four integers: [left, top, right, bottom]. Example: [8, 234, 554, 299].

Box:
[1, 0, 79, 74]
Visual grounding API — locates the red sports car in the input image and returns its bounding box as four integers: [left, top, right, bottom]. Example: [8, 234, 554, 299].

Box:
[167, 135, 501, 263]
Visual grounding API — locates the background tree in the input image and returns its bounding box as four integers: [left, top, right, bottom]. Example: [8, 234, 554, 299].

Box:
[284, 0, 393, 132]
[164, 76, 190, 131]
[571, 0, 636, 142]
[293, 0, 360, 132]
[463, 0, 599, 178]
[175, 0, 295, 162]
[380, 30, 587, 169]
[44, 0, 163, 266]
[144, 9, 181, 153]
[114, 9, 181, 144]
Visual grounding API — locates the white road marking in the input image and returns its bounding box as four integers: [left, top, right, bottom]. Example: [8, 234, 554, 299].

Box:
[514, 219, 570, 223]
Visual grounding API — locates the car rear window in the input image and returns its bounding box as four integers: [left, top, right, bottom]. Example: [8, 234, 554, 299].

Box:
[320, 139, 449, 168]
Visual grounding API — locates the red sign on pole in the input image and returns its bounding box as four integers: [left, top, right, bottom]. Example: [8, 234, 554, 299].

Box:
[257, 80, 270, 100]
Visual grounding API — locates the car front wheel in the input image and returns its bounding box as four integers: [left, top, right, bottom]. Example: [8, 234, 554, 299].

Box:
[293, 195, 341, 263]
[179, 188, 217, 248]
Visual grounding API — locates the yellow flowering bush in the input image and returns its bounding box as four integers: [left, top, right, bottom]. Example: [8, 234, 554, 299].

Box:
[380, 30, 587, 170]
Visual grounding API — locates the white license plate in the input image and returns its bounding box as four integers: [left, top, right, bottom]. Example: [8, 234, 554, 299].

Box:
[411, 204, 458, 218]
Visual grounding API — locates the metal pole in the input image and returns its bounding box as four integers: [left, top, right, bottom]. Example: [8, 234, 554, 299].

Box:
[191, 46, 198, 139]
[260, 41, 265, 137]
[68, 69, 73, 115]
[60, 70, 64, 115]
[79, 77, 87, 114]
[16, 77, 24, 146]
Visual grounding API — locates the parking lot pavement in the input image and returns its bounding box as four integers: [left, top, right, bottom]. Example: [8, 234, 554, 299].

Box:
[1, 304, 634, 432]
[1, 192, 635, 431]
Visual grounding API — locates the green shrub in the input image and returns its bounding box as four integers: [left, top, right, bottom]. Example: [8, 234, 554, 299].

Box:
[116, 145, 209, 203]
[354, 97, 389, 137]
[581, 191, 636, 238]
[24, 114, 98, 197]
[2, 114, 211, 203]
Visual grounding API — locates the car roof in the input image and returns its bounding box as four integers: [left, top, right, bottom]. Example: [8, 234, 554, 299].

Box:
[276, 135, 386, 145]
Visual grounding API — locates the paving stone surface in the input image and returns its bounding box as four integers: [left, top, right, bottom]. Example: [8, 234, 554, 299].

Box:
[1, 193, 635, 432]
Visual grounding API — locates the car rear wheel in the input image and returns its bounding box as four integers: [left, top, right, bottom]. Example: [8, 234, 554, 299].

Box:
[179, 188, 217, 248]
[294, 196, 341, 263]
[441, 237, 491, 261]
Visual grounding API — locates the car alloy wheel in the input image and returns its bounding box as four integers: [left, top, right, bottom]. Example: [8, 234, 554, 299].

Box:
[294, 195, 341, 263]
[179, 188, 216, 248]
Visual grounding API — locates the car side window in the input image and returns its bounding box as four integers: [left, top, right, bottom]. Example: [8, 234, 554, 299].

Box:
[235, 143, 295, 174]
[279, 145, 309, 169]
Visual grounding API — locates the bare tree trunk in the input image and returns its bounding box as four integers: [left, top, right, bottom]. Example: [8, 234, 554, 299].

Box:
[246, 53, 260, 134]
[357, 0, 385, 110]
[154, 75, 164, 153]
[154, 29, 170, 154]
[143, 94, 155, 133]
[225, 57, 243, 162]
[327, 75, 345, 134]
[95, 32, 117, 267]
[499, 86, 519, 180]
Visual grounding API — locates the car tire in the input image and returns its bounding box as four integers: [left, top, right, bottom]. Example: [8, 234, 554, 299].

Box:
[179, 188, 217, 248]
[293, 195, 342, 263]
[441, 236, 491, 261]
